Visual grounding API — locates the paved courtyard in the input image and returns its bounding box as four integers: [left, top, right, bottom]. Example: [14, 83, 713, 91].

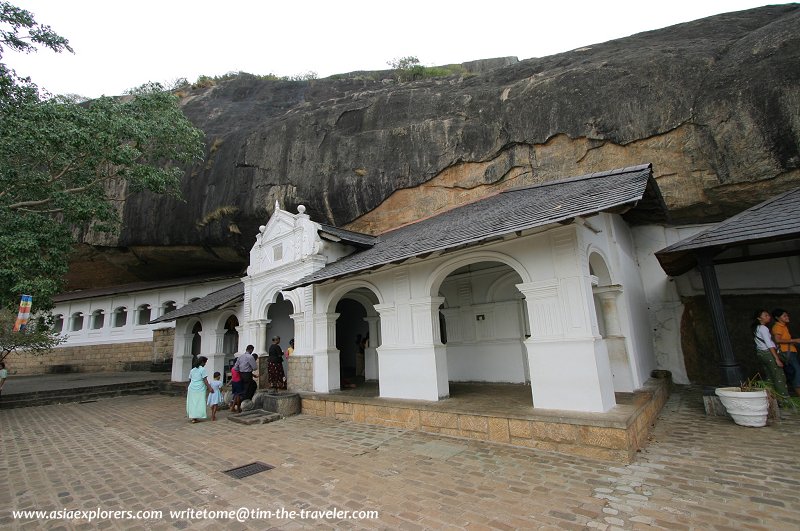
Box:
[1, 386, 799, 530]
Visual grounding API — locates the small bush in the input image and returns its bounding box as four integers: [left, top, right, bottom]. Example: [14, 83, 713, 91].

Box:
[285, 71, 318, 82]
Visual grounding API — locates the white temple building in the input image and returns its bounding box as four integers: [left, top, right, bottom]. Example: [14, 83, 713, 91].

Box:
[43, 164, 800, 424]
[152, 164, 673, 413]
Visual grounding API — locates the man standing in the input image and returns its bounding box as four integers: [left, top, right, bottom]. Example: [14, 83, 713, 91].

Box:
[233, 345, 258, 401]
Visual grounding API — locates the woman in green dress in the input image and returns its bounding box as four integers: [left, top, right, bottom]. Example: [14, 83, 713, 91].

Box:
[186, 356, 212, 423]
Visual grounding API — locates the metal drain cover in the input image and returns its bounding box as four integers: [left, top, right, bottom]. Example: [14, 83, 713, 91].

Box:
[222, 461, 274, 479]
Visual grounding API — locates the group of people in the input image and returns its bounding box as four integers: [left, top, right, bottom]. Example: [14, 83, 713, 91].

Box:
[185, 337, 293, 423]
[752, 308, 800, 398]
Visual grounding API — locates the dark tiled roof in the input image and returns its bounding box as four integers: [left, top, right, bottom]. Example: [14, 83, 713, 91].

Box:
[318, 224, 377, 248]
[286, 164, 661, 289]
[149, 281, 244, 324]
[656, 187, 800, 276]
[53, 274, 241, 303]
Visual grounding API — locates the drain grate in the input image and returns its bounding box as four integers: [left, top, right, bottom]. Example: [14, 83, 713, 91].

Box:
[222, 461, 274, 479]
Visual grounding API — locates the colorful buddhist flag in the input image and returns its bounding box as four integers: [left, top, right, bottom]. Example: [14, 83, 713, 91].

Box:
[13, 294, 32, 332]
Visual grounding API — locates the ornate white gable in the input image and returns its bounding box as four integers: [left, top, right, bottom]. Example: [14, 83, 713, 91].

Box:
[247, 201, 323, 276]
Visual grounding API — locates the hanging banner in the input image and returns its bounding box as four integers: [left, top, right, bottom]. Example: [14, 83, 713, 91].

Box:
[13, 294, 33, 332]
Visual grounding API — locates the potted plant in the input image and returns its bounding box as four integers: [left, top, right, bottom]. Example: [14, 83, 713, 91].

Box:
[716, 375, 800, 427]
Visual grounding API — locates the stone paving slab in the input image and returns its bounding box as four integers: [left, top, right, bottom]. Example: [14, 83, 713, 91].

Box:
[227, 409, 282, 425]
[1, 386, 799, 530]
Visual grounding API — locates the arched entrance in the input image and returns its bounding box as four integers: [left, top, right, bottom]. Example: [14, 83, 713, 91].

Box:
[332, 287, 381, 390]
[190, 321, 202, 368]
[265, 293, 294, 383]
[437, 261, 528, 386]
[222, 315, 239, 368]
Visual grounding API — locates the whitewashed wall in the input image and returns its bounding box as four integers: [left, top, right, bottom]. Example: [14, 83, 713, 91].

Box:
[171, 306, 243, 383]
[312, 219, 642, 412]
[438, 266, 527, 383]
[51, 278, 238, 348]
[631, 222, 800, 385]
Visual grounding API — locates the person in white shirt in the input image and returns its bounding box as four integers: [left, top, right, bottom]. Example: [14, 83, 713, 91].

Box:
[752, 309, 789, 397]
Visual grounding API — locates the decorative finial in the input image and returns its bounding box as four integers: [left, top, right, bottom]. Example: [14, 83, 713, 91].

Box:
[297, 205, 306, 215]
[259, 225, 266, 233]
[274, 199, 280, 211]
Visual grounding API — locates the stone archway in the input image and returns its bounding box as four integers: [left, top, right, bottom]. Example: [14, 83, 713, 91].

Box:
[265, 293, 294, 354]
[334, 289, 381, 387]
[190, 321, 202, 367]
[321, 282, 383, 393]
[169, 319, 203, 382]
[222, 314, 239, 365]
[436, 260, 528, 390]
[259, 293, 294, 390]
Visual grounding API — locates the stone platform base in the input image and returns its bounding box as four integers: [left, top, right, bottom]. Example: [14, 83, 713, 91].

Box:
[300, 376, 671, 463]
[252, 391, 301, 417]
[228, 409, 282, 425]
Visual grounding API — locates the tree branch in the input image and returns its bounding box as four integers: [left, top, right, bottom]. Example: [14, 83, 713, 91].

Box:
[6, 176, 106, 210]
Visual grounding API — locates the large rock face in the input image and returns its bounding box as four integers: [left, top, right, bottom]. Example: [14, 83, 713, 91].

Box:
[69, 4, 800, 288]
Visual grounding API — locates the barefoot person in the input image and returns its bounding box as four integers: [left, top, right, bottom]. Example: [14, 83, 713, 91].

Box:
[186, 356, 213, 423]
[229, 365, 243, 413]
[207, 371, 223, 421]
[267, 336, 286, 391]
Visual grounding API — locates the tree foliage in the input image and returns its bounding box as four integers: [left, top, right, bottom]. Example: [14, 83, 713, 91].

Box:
[387, 56, 420, 70]
[0, 1, 72, 56]
[388, 56, 432, 82]
[0, 308, 64, 363]
[0, 2, 205, 310]
[0, 1, 72, 108]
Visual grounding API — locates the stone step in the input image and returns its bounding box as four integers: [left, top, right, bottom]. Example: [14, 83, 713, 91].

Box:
[227, 409, 283, 425]
[0, 383, 164, 410]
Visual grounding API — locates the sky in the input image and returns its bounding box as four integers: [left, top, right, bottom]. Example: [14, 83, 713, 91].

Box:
[3, 0, 781, 99]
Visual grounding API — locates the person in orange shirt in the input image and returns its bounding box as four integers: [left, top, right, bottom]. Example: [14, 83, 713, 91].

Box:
[771, 308, 800, 397]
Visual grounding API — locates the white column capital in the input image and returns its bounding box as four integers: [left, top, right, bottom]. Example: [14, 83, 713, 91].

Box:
[593, 285, 623, 299]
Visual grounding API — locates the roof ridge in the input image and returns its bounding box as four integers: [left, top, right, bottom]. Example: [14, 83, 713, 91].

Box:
[285, 164, 660, 290]
[678, 186, 800, 245]
[359, 165, 653, 238]
[318, 223, 375, 239]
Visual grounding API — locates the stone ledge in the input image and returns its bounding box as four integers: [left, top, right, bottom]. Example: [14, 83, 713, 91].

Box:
[228, 409, 282, 425]
[300, 376, 672, 463]
[253, 391, 301, 417]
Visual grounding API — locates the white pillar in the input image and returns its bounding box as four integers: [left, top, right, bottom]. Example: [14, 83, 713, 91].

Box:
[204, 327, 228, 383]
[595, 286, 623, 336]
[242, 318, 269, 356]
[517, 281, 616, 412]
[375, 297, 449, 401]
[313, 313, 340, 392]
[171, 333, 194, 382]
[289, 312, 306, 354]
[364, 316, 380, 380]
[594, 286, 634, 392]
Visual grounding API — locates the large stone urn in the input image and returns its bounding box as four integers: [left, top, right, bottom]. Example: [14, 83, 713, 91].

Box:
[715, 387, 769, 427]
